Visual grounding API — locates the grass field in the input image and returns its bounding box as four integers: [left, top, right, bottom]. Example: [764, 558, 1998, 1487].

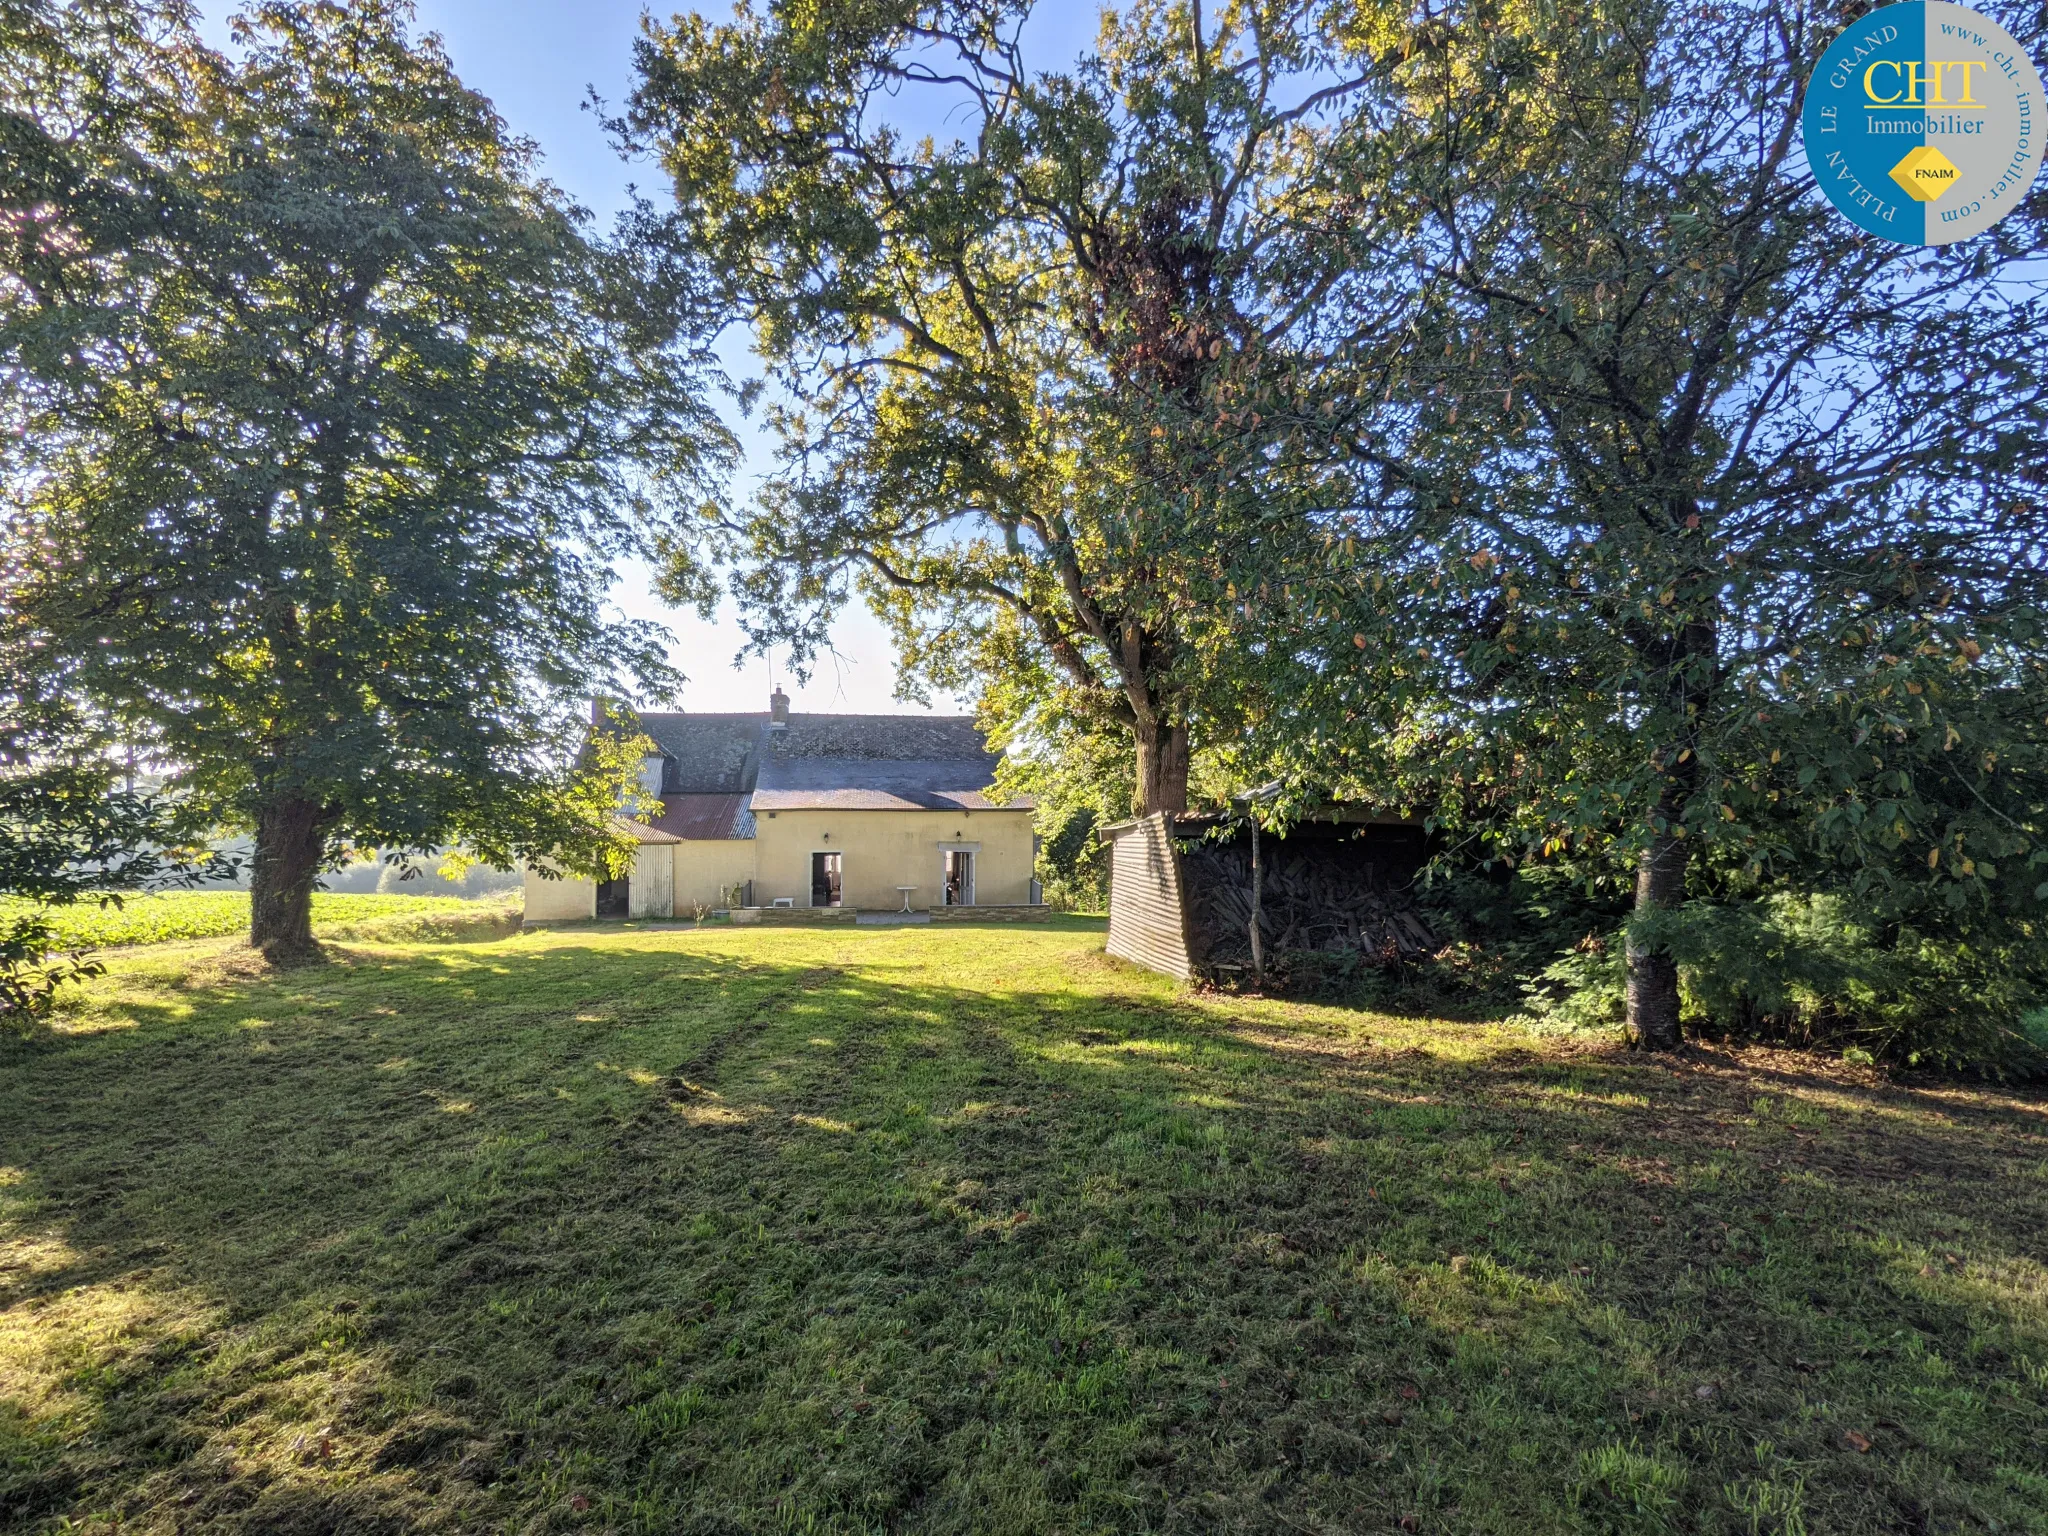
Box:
[2, 921, 2044, 1535]
[0, 891, 517, 950]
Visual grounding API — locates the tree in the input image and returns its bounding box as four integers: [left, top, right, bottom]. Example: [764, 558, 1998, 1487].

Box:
[625, 0, 1406, 815]
[1312, 0, 2048, 1045]
[1, 0, 727, 959]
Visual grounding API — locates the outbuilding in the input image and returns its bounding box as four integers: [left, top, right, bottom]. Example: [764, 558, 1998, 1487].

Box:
[1100, 810, 1435, 982]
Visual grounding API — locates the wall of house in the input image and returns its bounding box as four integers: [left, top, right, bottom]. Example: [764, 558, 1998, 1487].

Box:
[752, 808, 1036, 908]
[523, 863, 596, 922]
[672, 839, 760, 914]
[522, 844, 677, 922]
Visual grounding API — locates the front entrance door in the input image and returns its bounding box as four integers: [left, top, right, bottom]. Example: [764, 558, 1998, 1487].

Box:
[595, 877, 630, 918]
[811, 851, 843, 907]
[943, 850, 974, 906]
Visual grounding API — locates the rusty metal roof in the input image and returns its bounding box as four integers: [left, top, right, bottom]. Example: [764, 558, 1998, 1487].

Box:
[648, 793, 749, 840]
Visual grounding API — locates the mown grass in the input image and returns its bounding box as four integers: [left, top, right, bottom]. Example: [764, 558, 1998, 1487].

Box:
[1, 921, 2044, 1535]
[0, 891, 510, 951]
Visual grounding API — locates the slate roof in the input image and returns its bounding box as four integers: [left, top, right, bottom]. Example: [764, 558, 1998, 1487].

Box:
[635, 713, 761, 796]
[625, 710, 1027, 825]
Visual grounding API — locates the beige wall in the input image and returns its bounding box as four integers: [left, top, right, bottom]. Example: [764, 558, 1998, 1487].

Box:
[526, 808, 1036, 918]
[752, 808, 1035, 909]
[673, 839, 759, 915]
[521, 844, 679, 921]
[522, 861, 596, 922]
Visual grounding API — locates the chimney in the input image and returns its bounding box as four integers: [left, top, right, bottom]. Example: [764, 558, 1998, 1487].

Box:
[769, 687, 790, 726]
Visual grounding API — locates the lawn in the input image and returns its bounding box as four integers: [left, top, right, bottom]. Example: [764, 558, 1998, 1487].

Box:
[1, 922, 2044, 1535]
[0, 891, 515, 951]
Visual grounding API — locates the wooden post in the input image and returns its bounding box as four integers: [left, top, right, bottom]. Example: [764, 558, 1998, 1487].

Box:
[1249, 814, 1264, 986]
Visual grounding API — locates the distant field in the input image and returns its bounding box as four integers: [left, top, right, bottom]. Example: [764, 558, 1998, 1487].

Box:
[0, 890, 495, 950]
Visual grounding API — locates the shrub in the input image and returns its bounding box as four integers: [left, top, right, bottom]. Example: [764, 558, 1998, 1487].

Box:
[1653, 893, 2044, 1074]
[0, 914, 101, 1022]
[1518, 893, 2046, 1075]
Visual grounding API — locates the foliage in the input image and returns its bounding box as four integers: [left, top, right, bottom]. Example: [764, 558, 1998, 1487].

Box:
[1035, 805, 1105, 910]
[370, 856, 523, 899]
[1653, 893, 2046, 1074]
[0, 0, 727, 958]
[626, 0, 1406, 814]
[4, 923, 2045, 1531]
[0, 914, 100, 1020]
[1278, 0, 2048, 1046]
[1513, 883, 2048, 1075]
[997, 716, 1133, 908]
[0, 667, 236, 1016]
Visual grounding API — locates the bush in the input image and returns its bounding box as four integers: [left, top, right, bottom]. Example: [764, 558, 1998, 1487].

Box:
[0, 913, 101, 1022]
[1516, 892, 2046, 1075]
[1649, 893, 2046, 1074]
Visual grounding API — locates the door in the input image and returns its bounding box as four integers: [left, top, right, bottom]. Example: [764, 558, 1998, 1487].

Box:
[943, 850, 974, 906]
[595, 877, 629, 918]
[810, 851, 843, 908]
[631, 847, 673, 919]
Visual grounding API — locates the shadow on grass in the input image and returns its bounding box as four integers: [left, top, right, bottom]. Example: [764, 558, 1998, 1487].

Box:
[1, 928, 2044, 1536]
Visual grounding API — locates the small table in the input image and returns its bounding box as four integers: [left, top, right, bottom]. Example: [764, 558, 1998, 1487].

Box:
[894, 885, 919, 912]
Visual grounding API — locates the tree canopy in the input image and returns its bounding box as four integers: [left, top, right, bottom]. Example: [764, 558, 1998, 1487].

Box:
[1293, 0, 2048, 1045]
[626, 0, 1411, 815]
[1, 0, 726, 958]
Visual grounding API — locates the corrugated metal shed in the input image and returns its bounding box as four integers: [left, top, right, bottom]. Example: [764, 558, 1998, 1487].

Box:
[1102, 813, 1196, 980]
[1102, 810, 1435, 983]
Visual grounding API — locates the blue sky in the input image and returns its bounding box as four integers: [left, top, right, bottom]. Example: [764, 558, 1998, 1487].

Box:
[200, 0, 1103, 715]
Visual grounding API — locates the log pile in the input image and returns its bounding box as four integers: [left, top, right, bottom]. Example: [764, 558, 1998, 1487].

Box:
[1181, 836, 1435, 974]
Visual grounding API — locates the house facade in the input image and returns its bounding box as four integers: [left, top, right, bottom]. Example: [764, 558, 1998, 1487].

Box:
[524, 691, 1038, 920]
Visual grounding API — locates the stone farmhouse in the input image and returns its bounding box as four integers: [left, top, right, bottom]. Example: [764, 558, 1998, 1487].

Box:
[523, 691, 1041, 921]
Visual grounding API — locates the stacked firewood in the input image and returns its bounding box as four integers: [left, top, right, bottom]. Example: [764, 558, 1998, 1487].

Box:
[1180, 838, 1436, 973]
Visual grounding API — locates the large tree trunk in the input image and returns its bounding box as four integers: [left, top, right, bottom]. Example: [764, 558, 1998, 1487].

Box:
[1134, 719, 1190, 818]
[250, 797, 330, 963]
[1624, 820, 1687, 1049]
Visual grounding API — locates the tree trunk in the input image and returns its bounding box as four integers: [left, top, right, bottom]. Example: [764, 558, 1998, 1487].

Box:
[1626, 611, 1715, 1049]
[250, 797, 330, 963]
[1134, 719, 1190, 818]
[1625, 822, 1687, 1049]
